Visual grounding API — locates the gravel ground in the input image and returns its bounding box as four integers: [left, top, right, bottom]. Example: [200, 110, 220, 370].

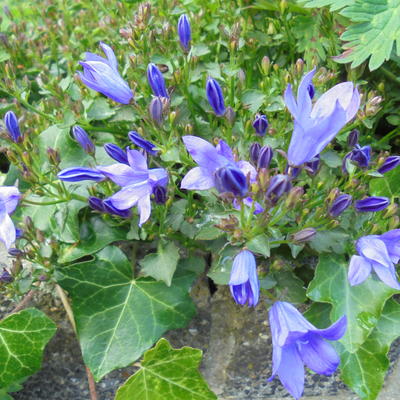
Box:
[2, 278, 400, 400]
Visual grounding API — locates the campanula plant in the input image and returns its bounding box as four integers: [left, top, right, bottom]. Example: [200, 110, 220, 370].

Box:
[2, 2, 400, 400]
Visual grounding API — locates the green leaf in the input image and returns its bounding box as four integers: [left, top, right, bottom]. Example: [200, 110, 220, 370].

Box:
[310, 229, 349, 254]
[57, 246, 196, 381]
[369, 168, 400, 197]
[246, 234, 270, 258]
[339, 299, 400, 400]
[307, 254, 397, 352]
[0, 308, 56, 389]
[337, 0, 400, 70]
[86, 98, 116, 121]
[271, 270, 306, 304]
[115, 338, 217, 400]
[299, 0, 355, 11]
[207, 246, 236, 285]
[59, 217, 127, 263]
[320, 150, 342, 168]
[140, 241, 180, 286]
[241, 90, 266, 113]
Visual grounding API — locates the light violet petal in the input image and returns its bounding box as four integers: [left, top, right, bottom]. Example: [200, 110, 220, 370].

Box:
[149, 168, 168, 187]
[296, 68, 316, 119]
[0, 204, 15, 249]
[126, 149, 148, 171]
[298, 334, 340, 375]
[372, 262, 400, 290]
[99, 42, 118, 72]
[276, 344, 304, 400]
[229, 250, 254, 285]
[182, 135, 228, 172]
[357, 237, 392, 267]
[181, 167, 215, 190]
[348, 255, 372, 286]
[312, 315, 347, 341]
[97, 164, 148, 187]
[216, 140, 234, 161]
[0, 186, 20, 214]
[284, 83, 298, 119]
[84, 52, 107, 64]
[107, 182, 152, 210]
[237, 160, 257, 183]
[311, 82, 357, 121]
[137, 195, 151, 226]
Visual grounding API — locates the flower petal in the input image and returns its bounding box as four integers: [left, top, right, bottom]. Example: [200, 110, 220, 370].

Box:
[380, 230, 400, 263]
[237, 160, 257, 183]
[274, 344, 305, 400]
[97, 164, 148, 187]
[348, 255, 372, 286]
[356, 236, 392, 268]
[311, 315, 347, 341]
[99, 42, 118, 72]
[0, 186, 20, 214]
[106, 182, 152, 210]
[181, 167, 215, 190]
[182, 136, 228, 172]
[0, 203, 16, 249]
[297, 334, 340, 375]
[216, 140, 234, 161]
[284, 83, 298, 119]
[372, 262, 400, 290]
[126, 149, 148, 171]
[148, 168, 168, 187]
[137, 195, 152, 226]
[296, 68, 316, 120]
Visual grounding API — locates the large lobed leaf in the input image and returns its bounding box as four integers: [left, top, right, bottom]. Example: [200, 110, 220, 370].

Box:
[307, 254, 397, 352]
[57, 246, 196, 381]
[0, 308, 56, 389]
[339, 299, 400, 400]
[115, 338, 217, 400]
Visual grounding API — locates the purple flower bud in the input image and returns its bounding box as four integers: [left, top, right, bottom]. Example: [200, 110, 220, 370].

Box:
[8, 248, 23, 257]
[72, 126, 95, 154]
[153, 185, 167, 204]
[177, 14, 191, 52]
[286, 165, 301, 178]
[149, 96, 163, 125]
[15, 228, 23, 239]
[257, 146, 273, 169]
[147, 63, 169, 98]
[58, 167, 104, 182]
[88, 196, 106, 212]
[305, 154, 320, 176]
[225, 106, 235, 125]
[0, 269, 13, 283]
[252, 114, 268, 136]
[266, 174, 291, 199]
[128, 131, 157, 155]
[346, 145, 371, 170]
[103, 199, 131, 218]
[329, 194, 352, 217]
[307, 83, 315, 99]
[229, 250, 259, 307]
[347, 129, 359, 147]
[206, 77, 225, 116]
[377, 156, 400, 174]
[355, 196, 390, 212]
[104, 143, 129, 164]
[214, 165, 247, 196]
[249, 143, 261, 164]
[292, 228, 317, 243]
[4, 111, 21, 142]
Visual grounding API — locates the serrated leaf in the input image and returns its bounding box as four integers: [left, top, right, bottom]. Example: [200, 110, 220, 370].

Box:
[0, 308, 56, 388]
[57, 246, 196, 381]
[307, 254, 397, 352]
[115, 338, 217, 400]
[338, 299, 400, 400]
[59, 217, 127, 263]
[337, 0, 400, 70]
[140, 241, 180, 286]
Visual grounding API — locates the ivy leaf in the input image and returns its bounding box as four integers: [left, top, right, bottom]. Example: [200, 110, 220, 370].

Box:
[369, 168, 400, 197]
[115, 338, 217, 400]
[307, 254, 396, 352]
[0, 308, 56, 389]
[57, 246, 196, 381]
[337, 0, 400, 70]
[339, 299, 400, 400]
[59, 217, 127, 263]
[140, 241, 180, 286]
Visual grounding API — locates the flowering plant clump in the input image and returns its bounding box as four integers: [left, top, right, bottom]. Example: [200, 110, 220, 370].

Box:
[1, 1, 400, 400]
